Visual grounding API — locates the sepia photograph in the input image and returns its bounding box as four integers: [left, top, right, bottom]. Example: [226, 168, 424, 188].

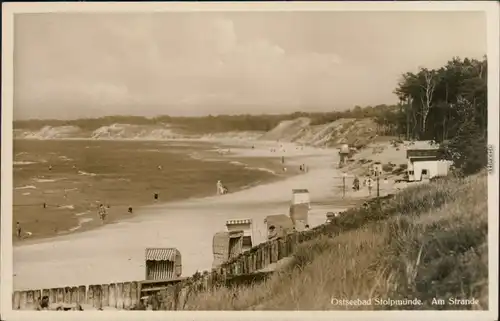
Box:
[1, 1, 498, 320]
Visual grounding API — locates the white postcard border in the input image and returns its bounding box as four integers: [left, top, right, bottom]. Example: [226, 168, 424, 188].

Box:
[1, 2, 498, 321]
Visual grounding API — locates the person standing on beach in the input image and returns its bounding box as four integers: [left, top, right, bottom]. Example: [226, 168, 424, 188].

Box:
[353, 176, 360, 191]
[16, 222, 22, 239]
[216, 180, 224, 195]
[367, 177, 373, 195]
[281, 156, 285, 164]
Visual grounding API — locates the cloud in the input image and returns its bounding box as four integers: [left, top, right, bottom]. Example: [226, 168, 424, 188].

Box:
[13, 11, 486, 118]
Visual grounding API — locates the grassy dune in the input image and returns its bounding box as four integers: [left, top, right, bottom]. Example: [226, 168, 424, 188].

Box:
[182, 172, 488, 310]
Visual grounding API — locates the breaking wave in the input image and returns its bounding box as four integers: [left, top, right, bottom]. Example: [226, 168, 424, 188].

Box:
[32, 178, 59, 183]
[14, 161, 37, 165]
[78, 170, 97, 177]
[15, 185, 37, 190]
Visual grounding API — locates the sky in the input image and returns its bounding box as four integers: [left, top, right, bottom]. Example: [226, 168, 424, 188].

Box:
[13, 10, 487, 120]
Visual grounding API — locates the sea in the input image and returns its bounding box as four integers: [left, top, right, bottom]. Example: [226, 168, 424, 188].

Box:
[13, 139, 281, 242]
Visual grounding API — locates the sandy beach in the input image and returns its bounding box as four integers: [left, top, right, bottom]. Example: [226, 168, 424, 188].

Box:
[13, 140, 395, 290]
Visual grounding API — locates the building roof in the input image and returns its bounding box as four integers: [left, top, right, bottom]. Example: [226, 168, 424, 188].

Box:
[226, 219, 253, 226]
[406, 140, 440, 150]
[292, 189, 309, 194]
[409, 156, 445, 162]
[145, 248, 179, 261]
[407, 148, 446, 160]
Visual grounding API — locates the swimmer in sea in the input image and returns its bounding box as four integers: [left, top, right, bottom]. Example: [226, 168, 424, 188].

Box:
[98, 204, 107, 223]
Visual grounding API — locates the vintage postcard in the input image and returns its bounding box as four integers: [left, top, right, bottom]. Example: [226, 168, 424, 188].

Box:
[1, 1, 498, 321]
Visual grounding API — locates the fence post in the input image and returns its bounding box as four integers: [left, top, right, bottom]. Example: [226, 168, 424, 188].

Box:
[101, 284, 109, 307]
[123, 282, 132, 309]
[108, 284, 116, 308]
[78, 286, 86, 305]
[92, 285, 102, 309]
[41, 289, 49, 303]
[116, 283, 124, 309]
[26, 290, 34, 308]
[265, 243, 271, 267]
[64, 287, 71, 305]
[12, 291, 20, 310]
[70, 287, 78, 305]
[19, 291, 27, 310]
[56, 288, 64, 304]
[33, 290, 41, 307]
[49, 289, 57, 306]
[130, 282, 139, 308]
[86, 286, 94, 306]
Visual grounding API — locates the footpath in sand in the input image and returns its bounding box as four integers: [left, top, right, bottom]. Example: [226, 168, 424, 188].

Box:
[13, 141, 398, 291]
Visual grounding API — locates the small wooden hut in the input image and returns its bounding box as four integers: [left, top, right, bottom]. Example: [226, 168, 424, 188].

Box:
[289, 203, 310, 231]
[212, 230, 244, 268]
[145, 248, 182, 281]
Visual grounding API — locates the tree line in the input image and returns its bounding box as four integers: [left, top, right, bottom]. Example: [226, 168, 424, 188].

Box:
[382, 56, 488, 175]
[13, 105, 401, 134]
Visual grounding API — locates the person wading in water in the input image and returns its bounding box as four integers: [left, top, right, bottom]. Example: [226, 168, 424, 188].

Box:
[98, 204, 107, 224]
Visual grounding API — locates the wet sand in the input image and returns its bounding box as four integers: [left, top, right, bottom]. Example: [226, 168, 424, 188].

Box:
[13, 140, 400, 290]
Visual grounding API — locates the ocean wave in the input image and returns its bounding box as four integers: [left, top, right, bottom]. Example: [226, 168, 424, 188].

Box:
[22, 192, 31, 196]
[14, 161, 37, 165]
[79, 217, 93, 224]
[67, 226, 81, 233]
[75, 211, 90, 216]
[15, 185, 37, 190]
[228, 160, 276, 175]
[246, 167, 276, 175]
[32, 178, 58, 183]
[58, 205, 75, 210]
[78, 170, 97, 177]
[67, 217, 94, 233]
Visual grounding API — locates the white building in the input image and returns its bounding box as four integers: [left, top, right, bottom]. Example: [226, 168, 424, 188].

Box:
[407, 147, 452, 182]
